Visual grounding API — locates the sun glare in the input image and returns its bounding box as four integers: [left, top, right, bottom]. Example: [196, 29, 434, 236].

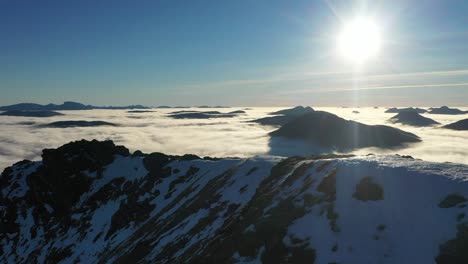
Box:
[337, 17, 381, 64]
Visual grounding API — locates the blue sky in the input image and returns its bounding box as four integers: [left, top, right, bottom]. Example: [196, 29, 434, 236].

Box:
[1, 0, 468, 106]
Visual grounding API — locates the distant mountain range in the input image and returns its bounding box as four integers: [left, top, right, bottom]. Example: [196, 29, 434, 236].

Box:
[0, 110, 64, 117]
[385, 107, 427, 114]
[0, 101, 150, 111]
[428, 106, 468, 115]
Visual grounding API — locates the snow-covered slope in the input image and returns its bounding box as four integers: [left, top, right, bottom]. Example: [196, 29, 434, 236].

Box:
[1, 140, 467, 263]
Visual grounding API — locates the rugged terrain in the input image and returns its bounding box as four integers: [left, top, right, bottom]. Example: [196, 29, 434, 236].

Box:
[1, 140, 467, 263]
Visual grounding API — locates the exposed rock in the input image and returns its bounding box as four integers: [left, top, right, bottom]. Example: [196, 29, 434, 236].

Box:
[317, 169, 337, 201]
[353, 177, 384, 201]
[1, 140, 468, 264]
[439, 194, 467, 208]
[436, 223, 468, 264]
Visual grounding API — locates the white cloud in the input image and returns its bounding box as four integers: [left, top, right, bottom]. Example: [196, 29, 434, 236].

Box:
[0, 107, 467, 171]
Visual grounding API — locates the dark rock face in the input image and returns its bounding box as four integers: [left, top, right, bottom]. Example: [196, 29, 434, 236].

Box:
[270, 111, 421, 151]
[436, 223, 468, 264]
[388, 112, 440, 127]
[2, 140, 467, 263]
[443, 119, 468, 130]
[38, 140, 130, 213]
[385, 107, 427, 114]
[428, 106, 467, 115]
[40, 120, 118, 128]
[0, 110, 64, 117]
[439, 194, 467, 208]
[353, 177, 384, 201]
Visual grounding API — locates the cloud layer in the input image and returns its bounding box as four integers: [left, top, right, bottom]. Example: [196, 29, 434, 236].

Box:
[0, 107, 467, 170]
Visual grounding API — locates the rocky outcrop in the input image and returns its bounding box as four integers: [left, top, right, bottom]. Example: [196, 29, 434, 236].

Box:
[1, 140, 467, 263]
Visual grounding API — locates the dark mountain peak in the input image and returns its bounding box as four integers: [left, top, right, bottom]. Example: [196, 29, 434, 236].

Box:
[270, 111, 421, 150]
[0, 103, 43, 111]
[42, 139, 130, 171]
[251, 106, 315, 126]
[385, 107, 427, 114]
[389, 112, 440, 127]
[62, 101, 88, 107]
[443, 118, 468, 130]
[428, 106, 467, 115]
[269, 106, 314, 116]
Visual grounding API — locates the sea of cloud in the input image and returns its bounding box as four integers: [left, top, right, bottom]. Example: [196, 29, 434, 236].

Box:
[0, 107, 467, 171]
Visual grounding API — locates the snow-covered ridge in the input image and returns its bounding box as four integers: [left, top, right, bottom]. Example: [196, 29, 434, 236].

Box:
[1, 140, 467, 263]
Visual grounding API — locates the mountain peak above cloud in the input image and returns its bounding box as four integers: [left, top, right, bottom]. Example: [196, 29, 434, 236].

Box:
[270, 111, 421, 151]
[388, 112, 440, 127]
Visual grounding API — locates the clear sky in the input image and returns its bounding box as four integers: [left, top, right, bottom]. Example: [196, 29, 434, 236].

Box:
[1, 0, 468, 106]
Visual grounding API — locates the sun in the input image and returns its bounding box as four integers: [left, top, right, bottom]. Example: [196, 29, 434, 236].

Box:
[337, 17, 381, 64]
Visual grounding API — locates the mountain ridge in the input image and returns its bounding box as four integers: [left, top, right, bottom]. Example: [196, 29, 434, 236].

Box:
[1, 140, 467, 263]
[0, 101, 150, 111]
